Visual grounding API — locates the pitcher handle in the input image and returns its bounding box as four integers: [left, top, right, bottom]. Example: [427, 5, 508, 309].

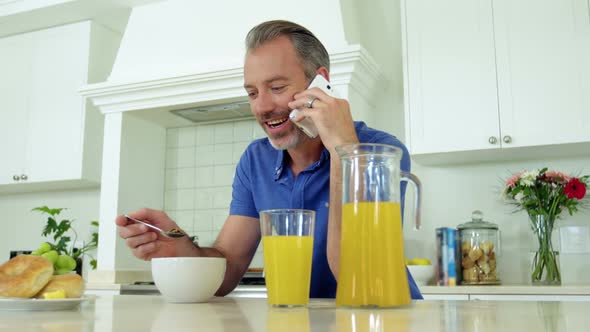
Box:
[401, 171, 422, 230]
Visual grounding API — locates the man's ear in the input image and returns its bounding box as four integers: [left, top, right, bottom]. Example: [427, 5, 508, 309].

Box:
[315, 67, 330, 82]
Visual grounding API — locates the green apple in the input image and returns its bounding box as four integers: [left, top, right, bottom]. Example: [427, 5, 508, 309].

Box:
[55, 254, 77, 271]
[38, 242, 51, 254]
[41, 250, 59, 264]
[55, 268, 73, 275]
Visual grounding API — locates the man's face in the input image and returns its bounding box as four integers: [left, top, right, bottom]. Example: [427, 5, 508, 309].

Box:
[243, 36, 310, 150]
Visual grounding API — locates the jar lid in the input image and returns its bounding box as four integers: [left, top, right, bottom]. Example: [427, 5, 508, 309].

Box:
[457, 210, 498, 230]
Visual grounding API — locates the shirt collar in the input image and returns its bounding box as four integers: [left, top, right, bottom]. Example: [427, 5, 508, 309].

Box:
[273, 146, 330, 181]
[273, 150, 286, 181]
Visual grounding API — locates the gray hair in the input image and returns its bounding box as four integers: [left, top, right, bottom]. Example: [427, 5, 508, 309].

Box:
[245, 20, 330, 80]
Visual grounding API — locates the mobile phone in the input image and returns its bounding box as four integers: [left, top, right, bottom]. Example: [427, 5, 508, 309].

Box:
[289, 75, 338, 138]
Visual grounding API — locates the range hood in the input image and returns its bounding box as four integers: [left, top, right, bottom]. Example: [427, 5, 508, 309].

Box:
[170, 101, 252, 124]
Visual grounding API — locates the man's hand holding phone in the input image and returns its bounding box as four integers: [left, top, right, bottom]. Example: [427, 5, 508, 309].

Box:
[288, 74, 359, 151]
[289, 75, 338, 138]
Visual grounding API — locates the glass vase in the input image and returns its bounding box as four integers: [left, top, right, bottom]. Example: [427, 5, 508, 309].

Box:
[529, 213, 561, 285]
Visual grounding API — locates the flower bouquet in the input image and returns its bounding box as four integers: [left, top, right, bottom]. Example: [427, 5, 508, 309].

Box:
[502, 168, 589, 285]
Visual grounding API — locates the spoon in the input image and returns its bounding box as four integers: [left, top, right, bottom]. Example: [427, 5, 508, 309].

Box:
[124, 215, 196, 241]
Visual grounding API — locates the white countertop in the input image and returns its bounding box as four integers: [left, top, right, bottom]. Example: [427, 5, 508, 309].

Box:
[0, 294, 587, 331]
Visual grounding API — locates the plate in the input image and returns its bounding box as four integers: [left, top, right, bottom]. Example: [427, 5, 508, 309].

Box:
[0, 296, 93, 311]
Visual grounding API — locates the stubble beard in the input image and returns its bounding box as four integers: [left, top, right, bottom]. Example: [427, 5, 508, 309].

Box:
[261, 122, 308, 150]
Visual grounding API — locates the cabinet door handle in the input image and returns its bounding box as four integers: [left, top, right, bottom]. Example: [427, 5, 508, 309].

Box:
[20, 174, 28, 181]
[13, 175, 20, 181]
[488, 136, 498, 144]
[503, 135, 512, 144]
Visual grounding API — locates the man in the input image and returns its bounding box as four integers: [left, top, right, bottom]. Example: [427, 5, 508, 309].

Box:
[116, 20, 422, 299]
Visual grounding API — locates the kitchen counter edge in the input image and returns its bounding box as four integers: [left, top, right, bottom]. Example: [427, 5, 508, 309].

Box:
[86, 283, 590, 296]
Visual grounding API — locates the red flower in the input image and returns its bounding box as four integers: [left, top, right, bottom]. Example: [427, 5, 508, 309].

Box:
[564, 178, 587, 199]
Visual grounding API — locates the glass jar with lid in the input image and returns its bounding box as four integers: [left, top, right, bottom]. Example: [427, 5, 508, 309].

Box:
[457, 210, 501, 285]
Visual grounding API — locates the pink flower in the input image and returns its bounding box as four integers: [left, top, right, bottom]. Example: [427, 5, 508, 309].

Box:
[545, 170, 571, 183]
[506, 171, 525, 188]
[565, 178, 587, 199]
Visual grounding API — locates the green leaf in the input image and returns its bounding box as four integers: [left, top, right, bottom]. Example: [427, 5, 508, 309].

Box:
[54, 236, 71, 255]
[42, 217, 59, 237]
[52, 220, 72, 240]
[32, 206, 65, 216]
[90, 232, 98, 246]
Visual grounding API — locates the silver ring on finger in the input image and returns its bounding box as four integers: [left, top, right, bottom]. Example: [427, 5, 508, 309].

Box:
[306, 97, 317, 109]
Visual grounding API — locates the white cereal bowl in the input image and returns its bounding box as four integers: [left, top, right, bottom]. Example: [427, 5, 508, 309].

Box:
[408, 265, 435, 286]
[151, 257, 226, 303]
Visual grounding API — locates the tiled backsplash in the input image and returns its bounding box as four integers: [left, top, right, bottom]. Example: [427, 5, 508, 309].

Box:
[164, 120, 267, 267]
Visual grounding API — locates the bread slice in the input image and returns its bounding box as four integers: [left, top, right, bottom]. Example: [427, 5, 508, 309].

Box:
[34, 273, 85, 299]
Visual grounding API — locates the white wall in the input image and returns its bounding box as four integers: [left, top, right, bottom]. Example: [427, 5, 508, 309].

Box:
[403, 157, 590, 285]
[163, 120, 267, 268]
[0, 189, 100, 271]
[339, 0, 406, 137]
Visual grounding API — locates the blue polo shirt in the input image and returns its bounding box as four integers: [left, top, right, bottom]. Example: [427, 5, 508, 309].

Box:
[230, 121, 423, 300]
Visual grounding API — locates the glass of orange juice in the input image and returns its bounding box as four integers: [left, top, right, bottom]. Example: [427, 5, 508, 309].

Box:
[260, 209, 315, 307]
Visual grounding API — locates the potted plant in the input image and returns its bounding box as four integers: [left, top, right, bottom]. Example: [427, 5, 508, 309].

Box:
[30, 206, 99, 275]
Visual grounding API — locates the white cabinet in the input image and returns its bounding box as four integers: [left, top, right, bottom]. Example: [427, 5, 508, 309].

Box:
[402, 0, 590, 157]
[26, 24, 90, 183]
[493, 0, 590, 148]
[402, 0, 500, 155]
[0, 21, 120, 192]
[0, 34, 32, 184]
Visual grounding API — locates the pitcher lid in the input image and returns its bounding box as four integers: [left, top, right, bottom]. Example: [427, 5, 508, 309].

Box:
[457, 210, 498, 230]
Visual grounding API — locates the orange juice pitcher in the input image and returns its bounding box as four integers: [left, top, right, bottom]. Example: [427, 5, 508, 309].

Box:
[335, 143, 422, 307]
